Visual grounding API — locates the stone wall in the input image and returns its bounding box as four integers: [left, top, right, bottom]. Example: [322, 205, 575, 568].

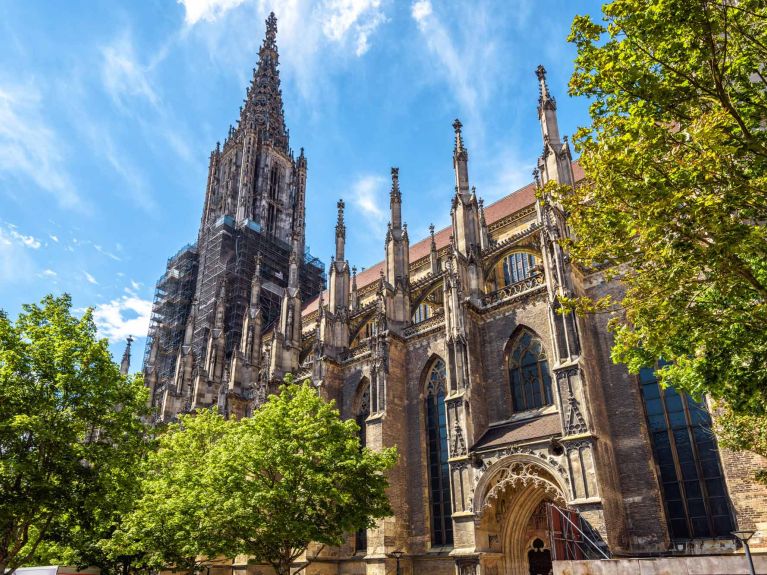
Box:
[554, 555, 767, 575]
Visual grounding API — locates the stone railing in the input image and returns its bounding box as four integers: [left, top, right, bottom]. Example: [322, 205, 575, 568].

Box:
[403, 309, 445, 338]
[481, 274, 545, 308]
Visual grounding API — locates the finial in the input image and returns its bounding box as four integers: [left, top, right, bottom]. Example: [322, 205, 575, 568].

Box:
[352, 265, 357, 276]
[429, 223, 435, 237]
[254, 252, 262, 274]
[337, 198, 345, 225]
[533, 168, 541, 188]
[453, 118, 465, 152]
[536, 64, 555, 109]
[264, 12, 278, 48]
[390, 167, 401, 202]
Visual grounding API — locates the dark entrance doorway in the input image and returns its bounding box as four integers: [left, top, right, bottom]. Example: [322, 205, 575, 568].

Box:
[527, 538, 552, 575]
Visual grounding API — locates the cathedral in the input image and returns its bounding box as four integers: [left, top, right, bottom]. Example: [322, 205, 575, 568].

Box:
[142, 13, 767, 575]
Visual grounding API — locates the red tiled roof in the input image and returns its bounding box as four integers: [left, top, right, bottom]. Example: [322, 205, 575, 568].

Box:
[471, 412, 562, 451]
[302, 161, 583, 316]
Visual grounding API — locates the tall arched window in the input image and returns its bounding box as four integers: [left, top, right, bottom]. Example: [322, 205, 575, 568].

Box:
[639, 366, 734, 539]
[508, 328, 553, 412]
[501, 252, 537, 286]
[354, 381, 370, 553]
[425, 359, 453, 546]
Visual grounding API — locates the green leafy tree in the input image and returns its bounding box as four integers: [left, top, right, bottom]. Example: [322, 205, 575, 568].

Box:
[214, 381, 396, 575]
[556, 0, 767, 426]
[105, 409, 234, 575]
[0, 294, 150, 575]
[111, 379, 396, 575]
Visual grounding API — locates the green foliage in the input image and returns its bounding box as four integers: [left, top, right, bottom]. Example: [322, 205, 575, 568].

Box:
[558, 1, 767, 426]
[105, 409, 234, 575]
[111, 379, 396, 575]
[0, 294, 151, 575]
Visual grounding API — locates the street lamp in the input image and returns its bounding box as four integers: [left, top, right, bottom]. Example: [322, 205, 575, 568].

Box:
[387, 550, 405, 575]
[732, 530, 757, 575]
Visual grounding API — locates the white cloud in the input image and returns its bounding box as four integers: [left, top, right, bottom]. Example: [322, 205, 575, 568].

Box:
[0, 81, 81, 208]
[130, 279, 142, 291]
[321, 0, 387, 56]
[178, 0, 249, 25]
[49, 234, 59, 242]
[4, 225, 42, 249]
[101, 33, 159, 110]
[40, 268, 57, 278]
[84, 271, 99, 285]
[349, 174, 387, 233]
[93, 294, 152, 343]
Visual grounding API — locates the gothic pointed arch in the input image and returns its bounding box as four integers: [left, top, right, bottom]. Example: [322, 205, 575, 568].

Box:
[484, 248, 541, 292]
[504, 326, 554, 413]
[421, 355, 453, 547]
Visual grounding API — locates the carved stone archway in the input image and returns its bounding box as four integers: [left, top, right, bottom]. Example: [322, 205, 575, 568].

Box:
[472, 455, 568, 575]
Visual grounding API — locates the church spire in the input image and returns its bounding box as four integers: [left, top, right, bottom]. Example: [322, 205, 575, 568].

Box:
[242, 12, 288, 152]
[120, 335, 133, 376]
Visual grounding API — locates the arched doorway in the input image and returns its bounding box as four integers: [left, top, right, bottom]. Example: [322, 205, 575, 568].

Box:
[473, 456, 567, 575]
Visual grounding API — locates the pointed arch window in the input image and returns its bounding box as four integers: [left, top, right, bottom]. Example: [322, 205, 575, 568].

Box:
[508, 329, 553, 412]
[639, 366, 734, 539]
[425, 359, 453, 546]
[354, 380, 370, 554]
[500, 252, 537, 286]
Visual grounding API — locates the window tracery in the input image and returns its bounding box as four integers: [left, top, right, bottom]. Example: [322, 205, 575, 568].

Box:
[508, 329, 553, 412]
[425, 358, 453, 546]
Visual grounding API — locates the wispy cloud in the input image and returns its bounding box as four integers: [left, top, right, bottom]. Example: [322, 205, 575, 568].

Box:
[94, 243, 123, 261]
[39, 268, 57, 278]
[84, 271, 99, 285]
[0, 227, 35, 286]
[0, 80, 81, 209]
[49, 234, 59, 243]
[410, 1, 500, 138]
[349, 174, 387, 234]
[93, 294, 152, 343]
[101, 33, 159, 110]
[4, 224, 42, 249]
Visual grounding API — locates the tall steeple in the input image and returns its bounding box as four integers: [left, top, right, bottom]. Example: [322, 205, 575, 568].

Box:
[241, 12, 288, 152]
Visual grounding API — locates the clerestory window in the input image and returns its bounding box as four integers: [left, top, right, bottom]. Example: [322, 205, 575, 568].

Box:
[501, 252, 537, 286]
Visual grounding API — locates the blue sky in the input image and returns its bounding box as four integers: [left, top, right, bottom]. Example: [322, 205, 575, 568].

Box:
[0, 0, 603, 369]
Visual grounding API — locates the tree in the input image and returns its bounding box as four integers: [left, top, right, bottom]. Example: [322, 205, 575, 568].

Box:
[110, 380, 396, 575]
[105, 409, 235, 575]
[556, 1, 767, 423]
[213, 381, 396, 575]
[0, 294, 151, 575]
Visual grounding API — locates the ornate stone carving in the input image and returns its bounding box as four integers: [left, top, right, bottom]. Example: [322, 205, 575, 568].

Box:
[479, 460, 566, 518]
[451, 421, 467, 457]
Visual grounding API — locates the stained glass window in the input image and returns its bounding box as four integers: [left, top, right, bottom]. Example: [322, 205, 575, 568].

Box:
[508, 329, 553, 412]
[501, 252, 537, 286]
[639, 367, 734, 539]
[425, 359, 453, 546]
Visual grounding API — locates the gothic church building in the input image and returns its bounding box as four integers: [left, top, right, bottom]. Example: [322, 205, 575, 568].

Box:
[143, 13, 767, 575]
